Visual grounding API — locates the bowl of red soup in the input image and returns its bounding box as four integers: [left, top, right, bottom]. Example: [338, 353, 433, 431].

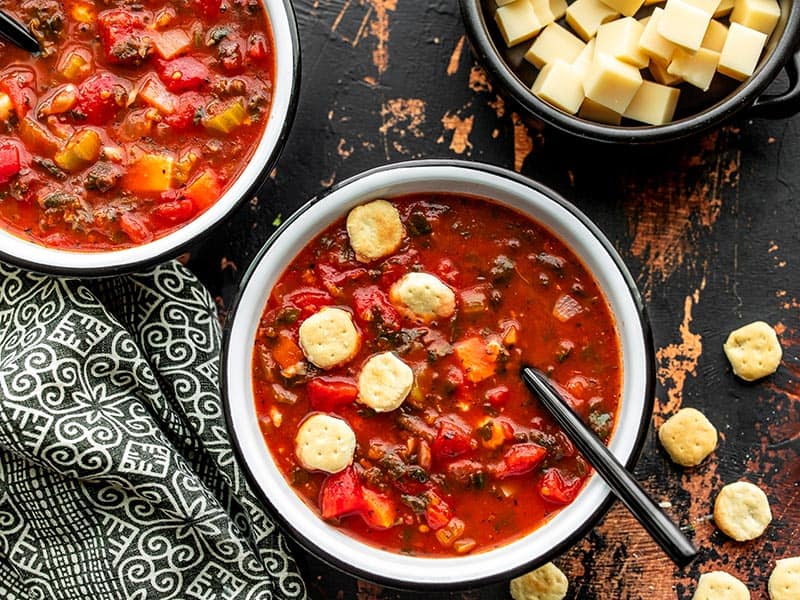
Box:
[223, 160, 655, 588]
[0, 0, 299, 274]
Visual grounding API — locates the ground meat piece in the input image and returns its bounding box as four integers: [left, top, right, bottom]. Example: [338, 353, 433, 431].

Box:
[84, 162, 124, 192]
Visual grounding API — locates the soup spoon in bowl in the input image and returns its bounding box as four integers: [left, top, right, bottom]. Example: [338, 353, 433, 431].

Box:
[521, 366, 698, 567]
[0, 10, 41, 54]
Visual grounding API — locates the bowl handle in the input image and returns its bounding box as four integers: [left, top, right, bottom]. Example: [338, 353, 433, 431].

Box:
[748, 47, 800, 119]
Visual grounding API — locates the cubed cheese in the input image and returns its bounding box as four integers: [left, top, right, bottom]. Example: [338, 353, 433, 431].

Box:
[525, 23, 587, 68]
[530, 0, 556, 26]
[650, 58, 683, 84]
[531, 61, 586, 114]
[658, 0, 713, 50]
[550, 0, 569, 19]
[583, 53, 643, 112]
[578, 97, 623, 124]
[684, 0, 722, 13]
[596, 17, 649, 67]
[571, 38, 597, 80]
[598, 0, 645, 16]
[702, 19, 729, 51]
[668, 47, 720, 90]
[624, 80, 681, 124]
[639, 8, 678, 63]
[718, 22, 767, 79]
[714, 0, 736, 16]
[566, 0, 620, 41]
[495, 0, 543, 46]
[730, 0, 780, 35]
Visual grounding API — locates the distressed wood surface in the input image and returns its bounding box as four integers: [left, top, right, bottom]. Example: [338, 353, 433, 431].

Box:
[188, 1, 800, 598]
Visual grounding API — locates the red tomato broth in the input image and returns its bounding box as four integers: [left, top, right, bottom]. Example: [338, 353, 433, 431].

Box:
[0, 0, 275, 249]
[252, 194, 622, 557]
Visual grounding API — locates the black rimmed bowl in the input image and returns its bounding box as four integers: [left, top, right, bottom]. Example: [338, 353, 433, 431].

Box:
[222, 160, 656, 590]
[0, 0, 300, 276]
[459, 0, 800, 143]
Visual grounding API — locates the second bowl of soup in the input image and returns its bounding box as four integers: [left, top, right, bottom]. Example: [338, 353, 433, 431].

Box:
[222, 160, 655, 588]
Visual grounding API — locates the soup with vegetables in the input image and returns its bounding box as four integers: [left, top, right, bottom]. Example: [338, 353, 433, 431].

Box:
[252, 194, 622, 557]
[0, 0, 274, 249]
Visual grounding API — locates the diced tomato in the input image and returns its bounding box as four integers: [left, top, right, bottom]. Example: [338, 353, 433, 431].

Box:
[152, 198, 197, 225]
[97, 10, 151, 66]
[163, 92, 204, 130]
[379, 250, 418, 286]
[495, 443, 547, 479]
[307, 377, 358, 412]
[246, 33, 271, 63]
[0, 142, 21, 185]
[432, 418, 474, 461]
[283, 287, 334, 315]
[361, 489, 397, 529]
[0, 69, 36, 118]
[538, 469, 583, 505]
[352, 285, 401, 331]
[316, 263, 368, 296]
[119, 213, 153, 244]
[73, 72, 125, 124]
[442, 365, 464, 395]
[157, 57, 210, 93]
[436, 257, 459, 285]
[485, 385, 509, 407]
[424, 491, 452, 530]
[319, 466, 363, 519]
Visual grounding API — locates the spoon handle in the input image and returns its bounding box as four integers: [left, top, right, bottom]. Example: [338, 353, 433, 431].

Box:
[521, 367, 698, 567]
[0, 10, 41, 54]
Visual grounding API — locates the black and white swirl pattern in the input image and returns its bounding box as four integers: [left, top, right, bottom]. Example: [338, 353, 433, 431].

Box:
[0, 262, 307, 599]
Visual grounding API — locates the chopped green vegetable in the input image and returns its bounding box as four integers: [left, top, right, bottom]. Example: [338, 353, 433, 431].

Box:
[272, 213, 282, 227]
[54, 129, 101, 172]
[202, 101, 246, 134]
[588, 411, 613, 441]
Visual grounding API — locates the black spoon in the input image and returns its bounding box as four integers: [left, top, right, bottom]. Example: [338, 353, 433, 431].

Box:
[0, 10, 41, 54]
[521, 366, 698, 567]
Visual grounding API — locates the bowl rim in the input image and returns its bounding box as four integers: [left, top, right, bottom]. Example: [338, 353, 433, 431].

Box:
[0, 0, 301, 277]
[458, 0, 800, 143]
[221, 159, 657, 590]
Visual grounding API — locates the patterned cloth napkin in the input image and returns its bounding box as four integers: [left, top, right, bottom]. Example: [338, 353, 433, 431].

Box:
[0, 261, 307, 600]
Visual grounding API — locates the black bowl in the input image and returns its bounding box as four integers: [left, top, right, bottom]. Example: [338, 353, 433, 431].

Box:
[459, 0, 800, 143]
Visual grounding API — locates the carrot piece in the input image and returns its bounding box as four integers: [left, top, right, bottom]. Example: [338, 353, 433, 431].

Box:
[272, 331, 304, 370]
[453, 336, 501, 383]
[123, 151, 175, 193]
[361, 489, 396, 529]
[183, 169, 221, 210]
[152, 29, 192, 60]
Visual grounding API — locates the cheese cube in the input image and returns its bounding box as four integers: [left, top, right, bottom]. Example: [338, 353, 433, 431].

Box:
[650, 57, 683, 84]
[624, 81, 680, 124]
[566, 0, 620, 41]
[730, 0, 781, 35]
[596, 17, 649, 67]
[639, 8, 677, 64]
[525, 23, 587, 69]
[530, 0, 556, 26]
[658, 0, 713, 50]
[578, 98, 623, 124]
[718, 22, 767, 79]
[550, 0, 568, 19]
[685, 0, 722, 13]
[571, 38, 597, 80]
[531, 61, 586, 114]
[702, 19, 729, 51]
[598, 0, 645, 16]
[714, 0, 736, 16]
[583, 53, 643, 113]
[668, 47, 720, 89]
[495, 1, 543, 47]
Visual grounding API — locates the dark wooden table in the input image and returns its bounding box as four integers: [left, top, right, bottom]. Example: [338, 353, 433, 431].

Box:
[189, 1, 800, 598]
